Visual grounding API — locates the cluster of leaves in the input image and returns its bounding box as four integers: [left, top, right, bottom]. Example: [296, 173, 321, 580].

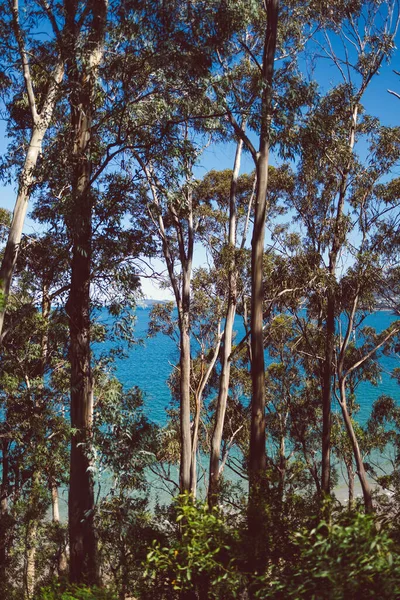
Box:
[260, 513, 400, 599]
[143, 494, 246, 599]
[36, 583, 117, 600]
[142, 499, 400, 600]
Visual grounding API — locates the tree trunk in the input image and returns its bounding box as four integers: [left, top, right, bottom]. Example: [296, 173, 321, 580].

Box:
[321, 104, 358, 499]
[66, 156, 98, 584]
[179, 297, 192, 494]
[339, 380, 373, 513]
[24, 520, 37, 600]
[321, 293, 334, 496]
[347, 460, 355, 508]
[0, 8, 64, 339]
[65, 0, 107, 584]
[51, 484, 68, 575]
[208, 138, 243, 506]
[248, 0, 279, 567]
[190, 386, 201, 498]
[51, 484, 60, 523]
[0, 127, 43, 337]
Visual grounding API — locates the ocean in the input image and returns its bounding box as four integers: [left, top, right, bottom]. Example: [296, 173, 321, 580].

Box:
[102, 307, 400, 427]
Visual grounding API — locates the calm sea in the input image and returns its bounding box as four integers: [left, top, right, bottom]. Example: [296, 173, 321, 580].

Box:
[99, 308, 400, 427]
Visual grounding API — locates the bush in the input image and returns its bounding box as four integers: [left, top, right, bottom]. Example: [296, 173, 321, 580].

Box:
[36, 583, 117, 600]
[257, 513, 400, 599]
[143, 494, 245, 599]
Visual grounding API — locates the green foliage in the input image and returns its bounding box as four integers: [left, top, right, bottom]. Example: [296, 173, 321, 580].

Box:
[258, 513, 400, 599]
[143, 494, 245, 599]
[36, 583, 116, 600]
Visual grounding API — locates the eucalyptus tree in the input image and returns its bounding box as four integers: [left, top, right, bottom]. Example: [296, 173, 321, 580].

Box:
[55, 0, 108, 584]
[30, 0, 198, 581]
[197, 162, 256, 507]
[0, 287, 70, 597]
[148, 266, 226, 499]
[136, 145, 226, 497]
[219, 0, 280, 546]
[0, 0, 66, 338]
[282, 1, 400, 507]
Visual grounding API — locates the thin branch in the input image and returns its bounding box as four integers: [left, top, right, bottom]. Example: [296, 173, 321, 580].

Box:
[226, 109, 258, 162]
[344, 325, 400, 380]
[388, 89, 400, 100]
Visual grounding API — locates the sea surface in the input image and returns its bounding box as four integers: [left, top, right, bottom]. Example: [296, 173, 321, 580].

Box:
[98, 308, 400, 427]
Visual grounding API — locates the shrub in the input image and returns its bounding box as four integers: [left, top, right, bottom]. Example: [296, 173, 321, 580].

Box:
[143, 494, 245, 599]
[36, 583, 117, 600]
[257, 513, 400, 599]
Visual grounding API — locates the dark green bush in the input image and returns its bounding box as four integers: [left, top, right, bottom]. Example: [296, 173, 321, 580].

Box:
[143, 494, 245, 599]
[257, 513, 400, 599]
[36, 583, 117, 600]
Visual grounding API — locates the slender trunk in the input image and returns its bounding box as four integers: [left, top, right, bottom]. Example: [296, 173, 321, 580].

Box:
[347, 460, 355, 508]
[23, 469, 42, 600]
[190, 387, 201, 498]
[339, 380, 373, 513]
[248, 0, 279, 570]
[51, 484, 68, 575]
[179, 302, 192, 494]
[0, 23, 63, 339]
[321, 104, 358, 498]
[24, 521, 37, 600]
[142, 163, 194, 497]
[249, 147, 269, 501]
[209, 138, 243, 506]
[23, 285, 50, 600]
[278, 435, 286, 504]
[176, 186, 194, 495]
[321, 294, 334, 496]
[51, 484, 60, 523]
[0, 127, 43, 337]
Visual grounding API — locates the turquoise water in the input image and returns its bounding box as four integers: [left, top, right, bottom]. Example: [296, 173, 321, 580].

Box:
[101, 308, 400, 427]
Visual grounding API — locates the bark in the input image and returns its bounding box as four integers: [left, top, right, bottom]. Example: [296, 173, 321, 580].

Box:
[173, 190, 194, 495]
[179, 304, 192, 493]
[0, 128, 45, 338]
[347, 460, 355, 508]
[321, 293, 334, 496]
[190, 380, 201, 498]
[208, 137, 243, 506]
[64, 0, 108, 585]
[192, 331, 221, 497]
[321, 104, 358, 498]
[51, 484, 60, 523]
[141, 162, 194, 495]
[248, 0, 279, 556]
[51, 484, 68, 575]
[24, 521, 37, 600]
[338, 380, 373, 513]
[0, 0, 64, 338]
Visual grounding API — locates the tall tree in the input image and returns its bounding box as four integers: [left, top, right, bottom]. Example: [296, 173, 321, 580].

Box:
[63, 0, 108, 584]
[0, 0, 65, 338]
[288, 0, 400, 498]
[207, 140, 254, 506]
